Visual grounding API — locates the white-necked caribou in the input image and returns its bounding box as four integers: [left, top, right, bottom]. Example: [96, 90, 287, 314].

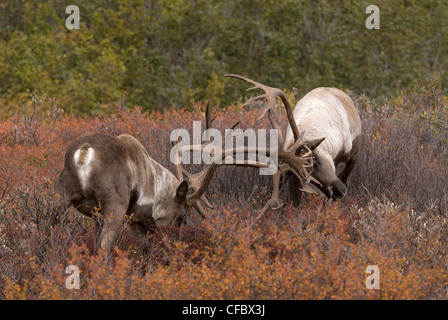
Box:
[224, 74, 362, 210]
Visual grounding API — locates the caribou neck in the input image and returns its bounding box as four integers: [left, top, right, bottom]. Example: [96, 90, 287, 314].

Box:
[150, 159, 181, 200]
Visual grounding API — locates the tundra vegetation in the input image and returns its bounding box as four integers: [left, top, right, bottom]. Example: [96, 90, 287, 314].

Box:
[0, 0, 447, 300]
[0, 80, 447, 299]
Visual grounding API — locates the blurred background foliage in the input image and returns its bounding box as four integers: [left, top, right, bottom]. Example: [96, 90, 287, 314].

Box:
[0, 0, 447, 115]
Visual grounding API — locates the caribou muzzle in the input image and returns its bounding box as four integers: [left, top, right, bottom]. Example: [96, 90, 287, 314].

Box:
[330, 179, 347, 200]
[310, 178, 346, 200]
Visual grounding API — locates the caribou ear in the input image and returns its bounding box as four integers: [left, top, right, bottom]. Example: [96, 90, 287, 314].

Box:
[306, 137, 325, 151]
[175, 180, 189, 202]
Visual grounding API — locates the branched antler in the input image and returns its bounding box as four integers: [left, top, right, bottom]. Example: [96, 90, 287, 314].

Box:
[174, 102, 272, 219]
[224, 74, 317, 212]
[224, 74, 300, 143]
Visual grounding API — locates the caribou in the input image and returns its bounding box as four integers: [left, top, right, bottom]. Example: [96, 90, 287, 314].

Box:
[224, 74, 362, 210]
[51, 132, 191, 254]
[50, 104, 304, 254]
[51, 77, 361, 253]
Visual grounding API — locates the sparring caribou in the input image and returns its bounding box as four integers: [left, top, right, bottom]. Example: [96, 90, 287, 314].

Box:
[51, 132, 191, 254]
[225, 74, 362, 210]
[51, 104, 308, 254]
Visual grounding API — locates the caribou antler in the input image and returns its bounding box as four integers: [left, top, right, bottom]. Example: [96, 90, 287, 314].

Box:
[224, 74, 318, 211]
[224, 74, 315, 180]
[174, 102, 272, 219]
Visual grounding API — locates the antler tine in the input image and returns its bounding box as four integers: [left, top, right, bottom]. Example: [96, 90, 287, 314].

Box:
[282, 138, 315, 175]
[185, 163, 219, 209]
[174, 102, 219, 210]
[241, 94, 268, 108]
[174, 103, 215, 182]
[224, 74, 269, 91]
[193, 202, 208, 219]
[184, 118, 250, 208]
[224, 74, 281, 121]
[224, 74, 300, 142]
[205, 100, 216, 131]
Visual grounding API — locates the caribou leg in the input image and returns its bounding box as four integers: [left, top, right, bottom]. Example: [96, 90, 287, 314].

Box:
[339, 135, 360, 185]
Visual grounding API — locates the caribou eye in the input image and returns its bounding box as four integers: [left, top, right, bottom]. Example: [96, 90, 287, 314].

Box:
[312, 155, 317, 161]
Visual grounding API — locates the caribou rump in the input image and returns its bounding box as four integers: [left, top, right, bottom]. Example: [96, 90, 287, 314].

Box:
[51, 132, 190, 253]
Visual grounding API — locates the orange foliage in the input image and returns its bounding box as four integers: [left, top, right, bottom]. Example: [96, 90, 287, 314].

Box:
[0, 91, 447, 299]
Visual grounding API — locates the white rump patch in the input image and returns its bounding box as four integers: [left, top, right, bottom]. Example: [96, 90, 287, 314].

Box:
[74, 147, 95, 192]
